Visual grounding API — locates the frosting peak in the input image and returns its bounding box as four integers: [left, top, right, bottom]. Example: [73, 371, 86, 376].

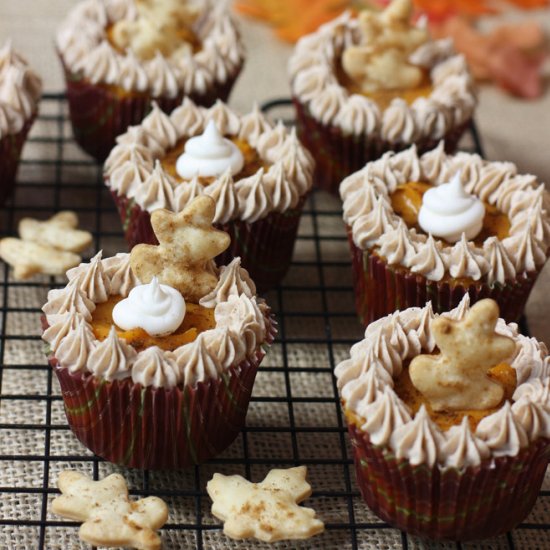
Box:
[112, 277, 186, 336]
[176, 120, 244, 179]
[418, 171, 485, 243]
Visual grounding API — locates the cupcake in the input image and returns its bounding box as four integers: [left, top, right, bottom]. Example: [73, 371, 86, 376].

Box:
[289, 0, 476, 195]
[56, 0, 245, 161]
[0, 41, 42, 206]
[335, 296, 550, 540]
[104, 98, 314, 290]
[42, 196, 276, 469]
[341, 144, 550, 325]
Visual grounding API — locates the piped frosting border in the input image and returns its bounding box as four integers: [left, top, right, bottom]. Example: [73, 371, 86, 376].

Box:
[56, 0, 244, 98]
[104, 99, 315, 223]
[335, 294, 550, 469]
[341, 145, 550, 284]
[0, 41, 42, 139]
[288, 12, 476, 143]
[42, 252, 274, 389]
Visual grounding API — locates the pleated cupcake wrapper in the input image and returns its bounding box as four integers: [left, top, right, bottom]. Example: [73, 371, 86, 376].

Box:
[46, 316, 276, 470]
[61, 57, 243, 162]
[347, 230, 539, 325]
[51, 355, 258, 469]
[348, 422, 550, 541]
[110, 190, 307, 291]
[293, 97, 469, 196]
[0, 116, 36, 206]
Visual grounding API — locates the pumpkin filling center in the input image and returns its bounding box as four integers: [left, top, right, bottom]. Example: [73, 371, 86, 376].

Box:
[161, 137, 268, 186]
[92, 295, 216, 352]
[389, 180, 510, 246]
[338, 65, 434, 111]
[394, 359, 516, 432]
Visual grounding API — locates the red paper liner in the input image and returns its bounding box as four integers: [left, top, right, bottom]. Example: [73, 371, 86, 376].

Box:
[0, 116, 36, 206]
[348, 421, 550, 541]
[110, 190, 307, 291]
[347, 230, 539, 325]
[60, 58, 243, 162]
[293, 97, 470, 196]
[46, 316, 276, 470]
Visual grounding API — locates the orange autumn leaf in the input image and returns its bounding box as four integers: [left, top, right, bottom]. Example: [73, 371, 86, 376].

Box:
[235, 0, 357, 42]
[413, 0, 495, 21]
[235, 0, 550, 39]
[277, 3, 352, 42]
[381, 0, 549, 21]
[234, 2, 271, 20]
[431, 16, 548, 98]
[504, 0, 550, 7]
[235, 0, 550, 97]
[489, 20, 546, 52]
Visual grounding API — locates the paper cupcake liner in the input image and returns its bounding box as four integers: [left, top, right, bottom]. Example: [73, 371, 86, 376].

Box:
[46, 316, 276, 470]
[347, 232, 539, 325]
[0, 117, 36, 206]
[293, 98, 470, 196]
[348, 421, 550, 540]
[61, 58, 243, 162]
[111, 191, 307, 290]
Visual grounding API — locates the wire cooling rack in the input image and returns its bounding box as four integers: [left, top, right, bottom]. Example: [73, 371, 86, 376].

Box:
[0, 94, 549, 549]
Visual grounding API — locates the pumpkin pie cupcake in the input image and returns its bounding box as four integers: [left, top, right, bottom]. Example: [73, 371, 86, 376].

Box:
[42, 197, 276, 469]
[341, 144, 550, 324]
[0, 41, 42, 206]
[104, 98, 314, 290]
[336, 296, 550, 540]
[289, 0, 476, 194]
[56, 0, 244, 160]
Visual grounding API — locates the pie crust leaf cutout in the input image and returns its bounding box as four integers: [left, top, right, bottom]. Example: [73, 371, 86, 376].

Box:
[207, 466, 325, 542]
[409, 299, 516, 411]
[130, 195, 230, 302]
[51, 471, 169, 550]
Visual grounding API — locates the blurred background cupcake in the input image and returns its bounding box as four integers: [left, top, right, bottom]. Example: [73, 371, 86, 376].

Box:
[104, 98, 314, 290]
[41, 196, 276, 469]
[289, 0, 476, 195]
[0, 41, 42, 206]
[335, 296, 550, 540]
[341, 145, 550, 324]
[56, 0, 245, 161]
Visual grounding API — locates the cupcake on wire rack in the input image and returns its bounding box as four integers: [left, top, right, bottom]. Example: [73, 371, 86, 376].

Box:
[0, 41, 42, 206]
[341, 144, 550, 325]
[56, 0, 245, 161]
[104, 98, 314, 290]
[336, 296, 550, 540]
[42, 196, 276, 469]
[289, 0, 476, 194]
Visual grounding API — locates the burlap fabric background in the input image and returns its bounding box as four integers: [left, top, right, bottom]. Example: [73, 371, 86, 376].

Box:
[0, 97, 549, 549]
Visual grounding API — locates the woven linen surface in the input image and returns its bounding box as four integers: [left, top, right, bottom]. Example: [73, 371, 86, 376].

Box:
[1, 100, 549, 549]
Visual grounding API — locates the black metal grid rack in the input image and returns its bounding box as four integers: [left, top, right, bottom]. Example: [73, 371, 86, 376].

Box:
[0, 94, 549, 549]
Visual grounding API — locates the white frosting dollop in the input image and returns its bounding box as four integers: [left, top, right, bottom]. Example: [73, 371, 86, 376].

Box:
[418, 171, 485, 243]
[112, 277, 185, 336]
[175, 120, 244, 179]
